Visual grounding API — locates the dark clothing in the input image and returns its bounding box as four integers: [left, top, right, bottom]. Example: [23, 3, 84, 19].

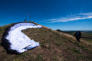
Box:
[74, 31, 81, 42]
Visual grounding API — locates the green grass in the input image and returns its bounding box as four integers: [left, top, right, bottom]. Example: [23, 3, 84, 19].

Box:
[71, 48, 80, 54]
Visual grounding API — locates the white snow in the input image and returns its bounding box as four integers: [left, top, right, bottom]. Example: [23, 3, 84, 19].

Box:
[6, 23, 42, 53]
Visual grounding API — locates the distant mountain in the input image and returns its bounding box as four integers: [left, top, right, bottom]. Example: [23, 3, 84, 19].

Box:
[56, 29, 64, 32]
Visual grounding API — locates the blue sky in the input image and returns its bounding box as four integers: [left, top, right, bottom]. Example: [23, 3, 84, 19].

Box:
[0, 0, 92, 31]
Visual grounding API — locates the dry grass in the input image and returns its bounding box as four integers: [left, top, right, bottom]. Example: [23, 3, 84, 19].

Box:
[0, 23, 92, 61]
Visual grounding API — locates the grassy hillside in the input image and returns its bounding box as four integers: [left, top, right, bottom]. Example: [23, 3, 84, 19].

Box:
[63, 31, 92, 43]
[0, 23, 92, 61]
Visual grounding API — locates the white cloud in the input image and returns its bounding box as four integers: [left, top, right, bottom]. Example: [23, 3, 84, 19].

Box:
[49, 12, 92, 22]
[80, 12, 92, 16]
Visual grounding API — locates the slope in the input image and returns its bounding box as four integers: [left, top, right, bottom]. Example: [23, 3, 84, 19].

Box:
[0, 22, 92, 61]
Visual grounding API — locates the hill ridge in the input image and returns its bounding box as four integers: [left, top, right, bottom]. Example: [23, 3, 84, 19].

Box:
[0, 22, 92, 61]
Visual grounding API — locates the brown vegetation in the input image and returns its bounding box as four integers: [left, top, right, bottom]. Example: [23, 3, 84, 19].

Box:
[0, 23, 92, 61]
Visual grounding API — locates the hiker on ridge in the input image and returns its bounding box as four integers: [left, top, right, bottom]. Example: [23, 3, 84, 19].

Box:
[74, 31, 81, 42]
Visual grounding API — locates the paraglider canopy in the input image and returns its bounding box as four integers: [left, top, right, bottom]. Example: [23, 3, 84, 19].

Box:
[2, 23, 42, 54]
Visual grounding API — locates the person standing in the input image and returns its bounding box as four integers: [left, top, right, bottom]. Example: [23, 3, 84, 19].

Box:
[74, 31, 81, 42]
